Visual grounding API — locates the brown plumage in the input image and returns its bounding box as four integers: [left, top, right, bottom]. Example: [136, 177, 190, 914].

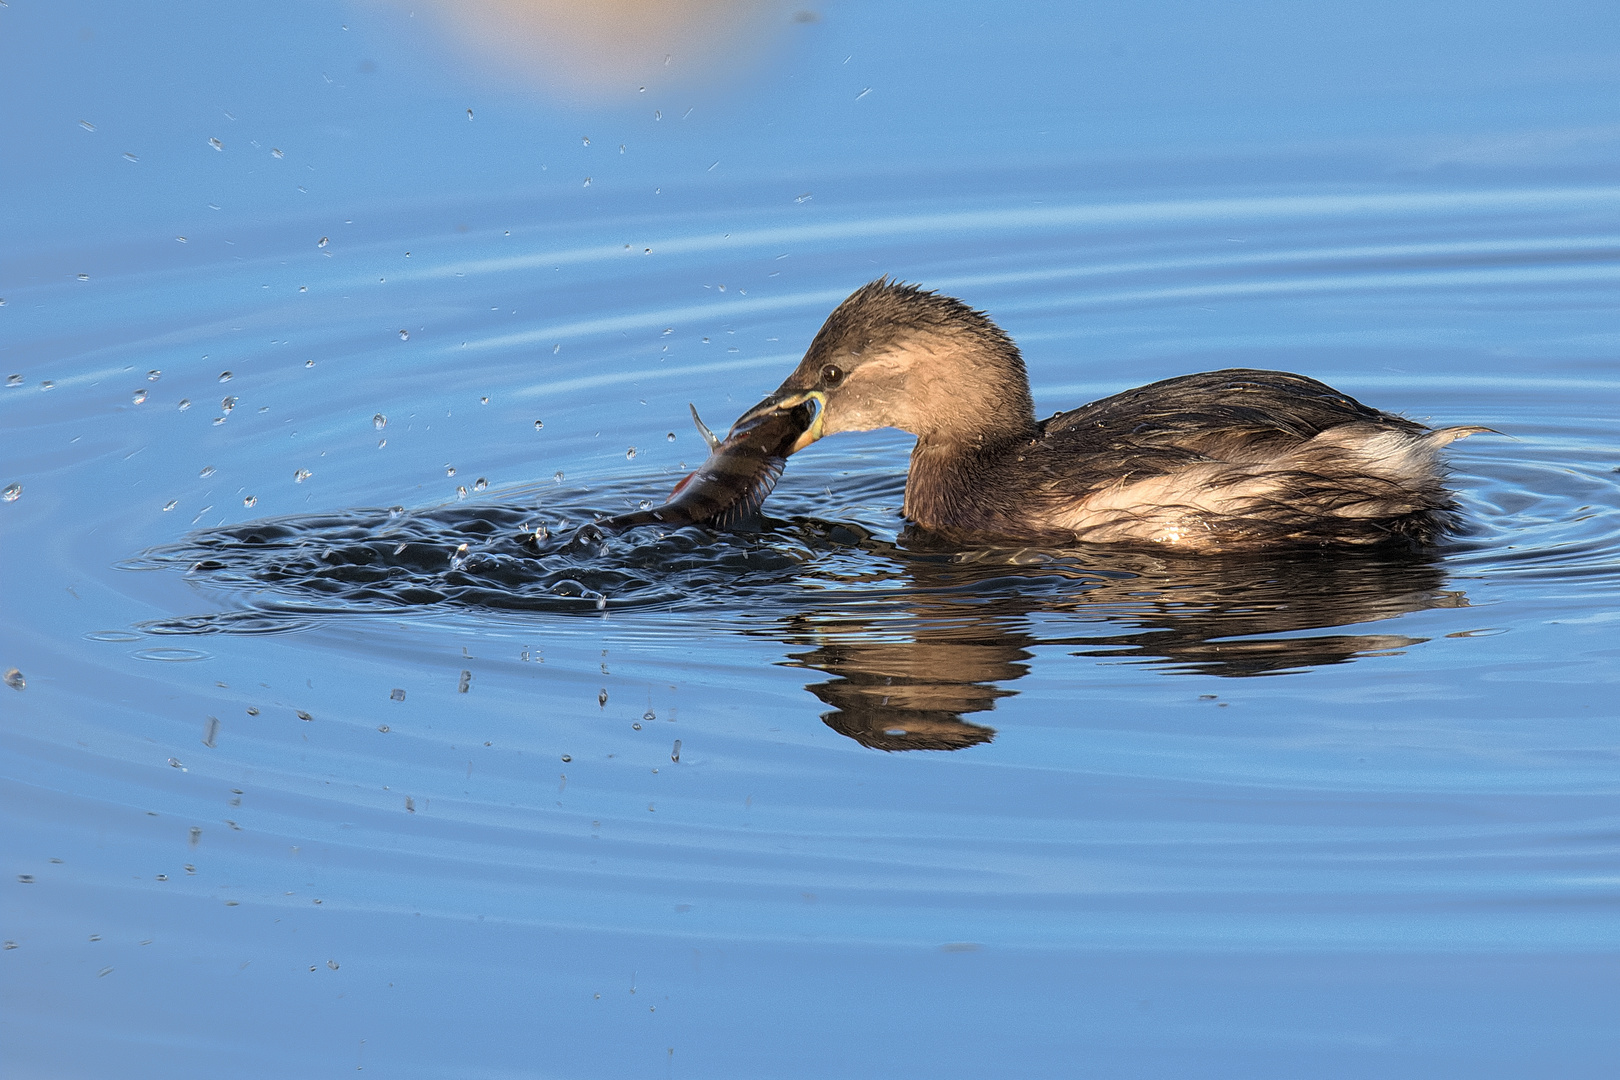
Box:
[734, 279, 1488, 551]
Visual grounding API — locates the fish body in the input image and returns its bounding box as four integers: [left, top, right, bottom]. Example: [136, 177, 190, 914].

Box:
[595, 400, 816, 531]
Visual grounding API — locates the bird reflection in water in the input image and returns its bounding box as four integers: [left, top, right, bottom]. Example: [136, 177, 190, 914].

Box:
[777, 533, 1467, 752]
[129, 505, 1467, 755]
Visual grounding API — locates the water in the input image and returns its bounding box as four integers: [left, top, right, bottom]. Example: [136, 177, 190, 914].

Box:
[7, 4, 1620, 1078]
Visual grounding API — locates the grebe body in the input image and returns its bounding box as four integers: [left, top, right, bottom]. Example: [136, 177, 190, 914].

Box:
[737, 280, 1485, 551]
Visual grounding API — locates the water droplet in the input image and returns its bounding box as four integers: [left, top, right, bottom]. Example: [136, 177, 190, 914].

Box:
[218, 371, 232, 383]
[445, 465, 456, 477]
[147, 370, 162, 382]
[221, 396, 237, 412]
[581, 135, 590, 145]
[455, 485, 468, 500]
[377, 439, 386, 448]
[208, 137, 223, 151]
[80, 120, 96, 132]
[177, 398, 191, 410]
[632, 722, 642, 731]
[77, 273, 90, 282]
[167, 757, 184, 769]
[671, 740, 681, 763]
[373, 413, 387, 430]
[398, 329, 409, 341]
[245, 707, 259, 716]
[39, 380, 53, 391]
[243, 495, 257, 508]
[643, 710, 657, 722]
[378, 724, 390, 733]
[655, 110, 662, 120]
[5, 375, 21, 387]
[553, 471, 564, 483]
[162, 500, 178, 512]
[625, 447, 637, 460]
[199, 466, 215, 478]
[473, 477, 488, 491]
[1, 484, 20, 503]
[3, 668, 24, 691]
[272, 147, 284, 158]
[533, 419, 544, 431]
[123, 152, 138, 163]
[131, 389, 147, 405]
[637, 499, 652, 511]
[582, 177, 591, 187]
[389, 688, 405, 702]
[598, 689, 608, 707]
[404, 796, 415, 813]
[553, 344, 561, 354]
[297, 710, 312, 722]
[293, 469, 312, 483]
[317, 236, 329, 248]
[202, 715, 219, 747]
[466, 108, 474, 120]
[327, 960, 339, 970]
[458, 670, 472, 693]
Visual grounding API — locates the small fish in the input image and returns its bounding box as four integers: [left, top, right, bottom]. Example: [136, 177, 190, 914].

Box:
[595, 399, 816, 531]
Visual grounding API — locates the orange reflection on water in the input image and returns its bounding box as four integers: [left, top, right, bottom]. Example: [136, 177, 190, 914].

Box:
[410, 0, 796, 100]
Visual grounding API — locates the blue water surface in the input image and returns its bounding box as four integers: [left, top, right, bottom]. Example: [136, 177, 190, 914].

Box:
[5, 3, 1620, 1077]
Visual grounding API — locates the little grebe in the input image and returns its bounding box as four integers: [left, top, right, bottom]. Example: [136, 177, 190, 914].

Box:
[735, 279, 1487, 551]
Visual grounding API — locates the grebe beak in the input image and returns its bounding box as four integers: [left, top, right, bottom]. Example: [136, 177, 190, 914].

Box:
[733, 389, 826, 454]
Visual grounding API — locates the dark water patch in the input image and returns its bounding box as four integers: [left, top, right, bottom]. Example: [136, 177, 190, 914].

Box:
[124, 492, 836, 626]
[127, 488, 1468, 636]
[124, 484, 1498, 750]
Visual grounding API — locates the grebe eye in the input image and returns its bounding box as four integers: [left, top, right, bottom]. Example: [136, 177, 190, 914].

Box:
[820, 364, 844, 386]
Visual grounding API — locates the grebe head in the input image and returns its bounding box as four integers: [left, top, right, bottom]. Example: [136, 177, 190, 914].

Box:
[737, 279, 1037, 453]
